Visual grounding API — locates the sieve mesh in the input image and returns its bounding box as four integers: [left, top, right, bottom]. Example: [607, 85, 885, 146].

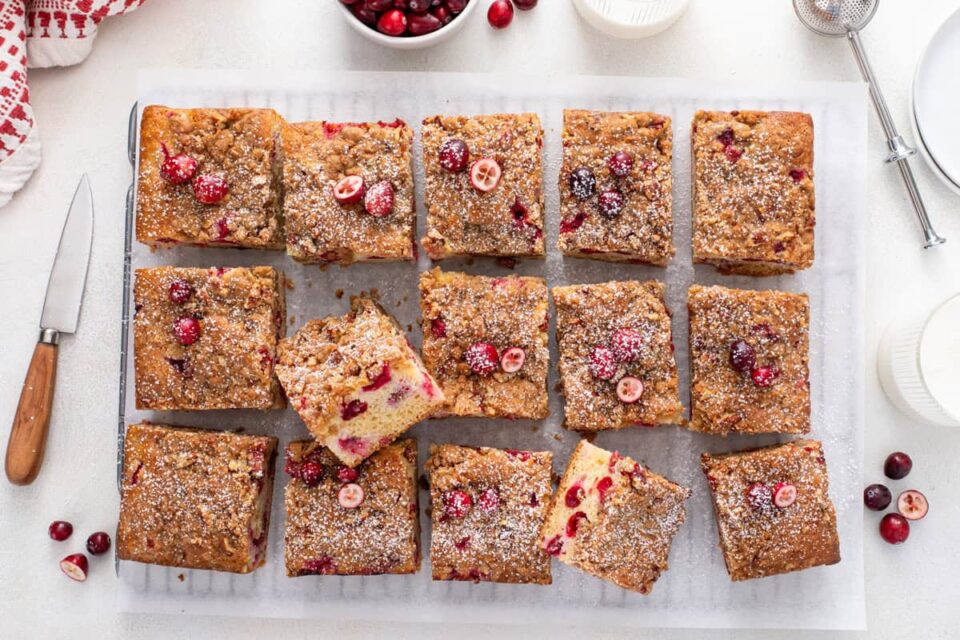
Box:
[792, 0, 879, 36]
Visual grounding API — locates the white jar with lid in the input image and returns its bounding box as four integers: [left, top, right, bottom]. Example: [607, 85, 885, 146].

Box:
[571, 0, 691, 39]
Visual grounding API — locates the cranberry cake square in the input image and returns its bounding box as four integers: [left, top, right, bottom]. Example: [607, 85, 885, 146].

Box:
[117, 423, 278, 574]
[540, 440, 690, 594]
[136, 106, 285, 249]
[420, 113, 545, 259]
[553, 280, 683, 431]
[275, 295, 444, 467]
[688, 284, 811, 436]
[133, 266, 286, 411]
[426, 444, 553, 584]
[283, 119, 416, 265]
[701, 440, 841, 581]
[691, 110, 815, 275]
[419, 267, 549, 420]
[284, 438, 420, 576]
[558, 109, 674, 265]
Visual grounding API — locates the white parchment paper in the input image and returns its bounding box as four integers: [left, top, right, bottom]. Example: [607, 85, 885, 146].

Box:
[117, 70, 867, 630]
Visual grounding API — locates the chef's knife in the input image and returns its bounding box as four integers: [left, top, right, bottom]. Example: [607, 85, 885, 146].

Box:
[5, 175, 94, 485]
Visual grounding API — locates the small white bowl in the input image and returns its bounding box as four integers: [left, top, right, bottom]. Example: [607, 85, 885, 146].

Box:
[572, 0, 690, 40]
[336, 1, 479, 50]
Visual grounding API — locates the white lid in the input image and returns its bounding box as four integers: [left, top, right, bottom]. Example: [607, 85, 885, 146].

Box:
[919, 295, 960, 422]
[572, 0, 691, 39]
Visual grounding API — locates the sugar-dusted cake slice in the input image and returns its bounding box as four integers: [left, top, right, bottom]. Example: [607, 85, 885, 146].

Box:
[117, 423, 278, 574]
[426, 444, 553, 584]
[553, 280, 683, 431]
[540, 440, 690, 594]
[692, 110, 815, 275]
[688, 284, 810, 435]
[136, 106, 285, 249]
[275, 295, 444, 467]
[419, 267, 549, 419]
[283, 119, 416, 265]
[133, 266, 286, 411]
[284, 438, 420, 576]
[701, 440, 841, 581]
[558, 109, 674, 265]
[420, 113, 545, 258]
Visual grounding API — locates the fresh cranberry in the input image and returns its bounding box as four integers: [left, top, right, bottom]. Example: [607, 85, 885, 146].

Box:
[446, 0, 468, 12]
[465, 341, 499, 376]
[432, 5, 452, 22]
[879, 513, 910, 544]
[337, 466, 359, 483]
[596, 476, 614, 502]
[408, 0, 431, 9]
[569, 167, 596, 200]
[470, 158, 502, 192]
[60, 554, 88, 582]
[545, 534, 563, 556]
[717, 128, 735, 147]
[487, 0, 513, 28]
[338, 483, 365, 508]
[159, 145, 198, 185]
[333, 175, 365, 205]
[608, 151, 634, 177]
[86, 532, 111, 555]
[597, 189, 624, 218]
[192, 174, 228, 204]
[442, 489, 473, 519]
[364, 181, 395, 217]
[300, 461, 324, 487]
[772, 482, 797, 508]
[565, 511, 587, 537]
[365, 0, 394, 10]
[789, 168, 806, 182]
[362, 364, 392, 392]
[897, 490, 928, 521]
[48, 521, 73, 541]
[439, 139, 469, 172]
[430, 317, 447, 338]
[724, 146, 743, 163]
[588, 345, 617, 381]
[167, 279, 193, 305]
[499, 347, 525, 373]
[408, 12, 443, 35]
[616, 376, 644, 403]
[884, 452, 912, 479]
[863, 484, 892, 511]
[477, 487, 500, 512]
[746, 482, 773, 511]
[173, 317, 201, 346]
[376, 9, 408, 36]
[513, 0, 537, 7]
[351, 3, 379, 24]
[729, 339, 756, 374]
[751, 366, 778, 388]
[565, 484, 584, 508]
[340, 399, 368, 421]
[611, 327, 644, 362]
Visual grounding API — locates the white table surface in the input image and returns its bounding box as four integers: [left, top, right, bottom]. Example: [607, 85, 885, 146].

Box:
[1, 1, 958, 638]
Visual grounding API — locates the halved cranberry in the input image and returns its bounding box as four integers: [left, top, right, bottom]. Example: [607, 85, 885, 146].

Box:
[772, 482, 797, 508]
[544, 534, 563, 556]
[729, 339, 756, 374]
[60, 554, 88, 582]
[611, 327, 644, 362]
[598, 189, 624, 219]
[86, 532, 111, 555]
[465, 341, 499, 376]
[338, 483, 365, 509]
[337, 466, 359, 483]
[559, 210, 588, 234]
[751, 366, 778, 388]
[477, 487, 500, 512]
[487, 0, 513, 28]
[565, 511, 587, 537]
[377, 9, 407, 35]
[879, 513, 910, 544]
[616, 377, 644, 403]
[608, 151, 634, 177]
[439, 139, 469, 172]
[884, 452, 912, 479]
[173, 317, 201, 346]
[192, 174, 228, 204]
[500, 347, 525, 373]
[897, 490, 928, 521]
[564, 484, 584, 508]
[588, 345, 617, 381]
[333, 175, 365, 205]
[160, 145, 198, 185]
[596, 476, 614, 502]
[430, 317, 447, 338]
[746, 482, 772, 511]
[863, 483, 892, 511]
[300, 461, 324, 487]
[48, 521, 73, 541]
[362, 364, 392, 392]
[470, 158, 502, 192]
[364, 181, 395, 217]
[168, 279, 193, 304]
[340, 400, 368, 421]
[569, 167, 596, 200]
[442, 489, 473, 519]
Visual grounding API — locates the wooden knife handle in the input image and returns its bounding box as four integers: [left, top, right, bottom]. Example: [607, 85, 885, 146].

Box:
[5, 336, 59, 485]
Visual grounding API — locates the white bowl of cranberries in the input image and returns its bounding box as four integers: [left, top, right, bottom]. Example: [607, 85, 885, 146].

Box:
[337, 0, 479, 49]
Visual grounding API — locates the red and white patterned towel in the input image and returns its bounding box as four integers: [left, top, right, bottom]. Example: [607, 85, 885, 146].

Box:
[0, 0, 146, 206]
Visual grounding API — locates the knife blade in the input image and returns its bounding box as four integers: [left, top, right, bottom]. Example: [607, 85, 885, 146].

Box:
[6, 175, 94, 485]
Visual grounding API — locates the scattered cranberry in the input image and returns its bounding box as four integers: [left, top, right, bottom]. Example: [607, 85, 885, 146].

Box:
[500, 346, 525, 373]
[173, 316, 201, 346]
[772, 482, 797, 508]
[746, 482, 773, 511]
[338, 483, 365, 509]
[300, 461, 324, 487]
[616, 377, 644, 404]
[159, 146, 198, 185]
[361, 363, 392, 392]
[340, 399, 368, 421]
[48, 521, 73, 541]
[442, 489, 473, 519]
[863, 484, 892, 511]
[192, 174, 228, 204]
[879, 513, 910, 544]
[566, 511, 588, 537]
[751, 365, 778, 388]
[469, 158, 502, 192]
[884, 452, 912, 480]
[477, 487, 500, 512]
[611, 327, 644, 362]
[597, 189, 624, 218]
[333, 175, 365, 205]
[897, 490, 928, 521]
[596, 476, 614, 502]
[377, 8, 408, 35]
[545, 534, 563, 556]
[364, 181, 395, 217]
[60, 554, 89, 582]
[588, 345, 617, 381]
[465, 341, 499, 376]
[439, 139, 470, 173]
[729, 339, 756, 375]
[565, 484, 584, 508]
[487, 0, 513, 28]
[86, 532, 111, 555]
[513, 0, 537, 8]
[569, 167, 596, 200]
[608, 151, 634, 177]
[167, 279, 193, 305]
[337, 466, 359, 483]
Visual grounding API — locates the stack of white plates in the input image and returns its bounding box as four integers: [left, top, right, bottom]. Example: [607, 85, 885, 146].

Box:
[911, 8, 960, 195]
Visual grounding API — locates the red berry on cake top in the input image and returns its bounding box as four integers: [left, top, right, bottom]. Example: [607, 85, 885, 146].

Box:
[469, 158, 501, 192]
[569, 167, 596, 200]
[364, 181, 395, 217]
[192, 174, 228, 204]
[442, 489, 473, 519]
[159, 144, 198, 185]
[465, 341, 499, 376]
[439, 139, 470, 173]
[588, 345, 617, 381]
[173, 316, 201, 346]
[597, 189, 624, 219]
[333, 175, 365, 205]
[608, 150, 634, 177]
[167, 279, 193, 305]
[610, 327, 644, 362]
